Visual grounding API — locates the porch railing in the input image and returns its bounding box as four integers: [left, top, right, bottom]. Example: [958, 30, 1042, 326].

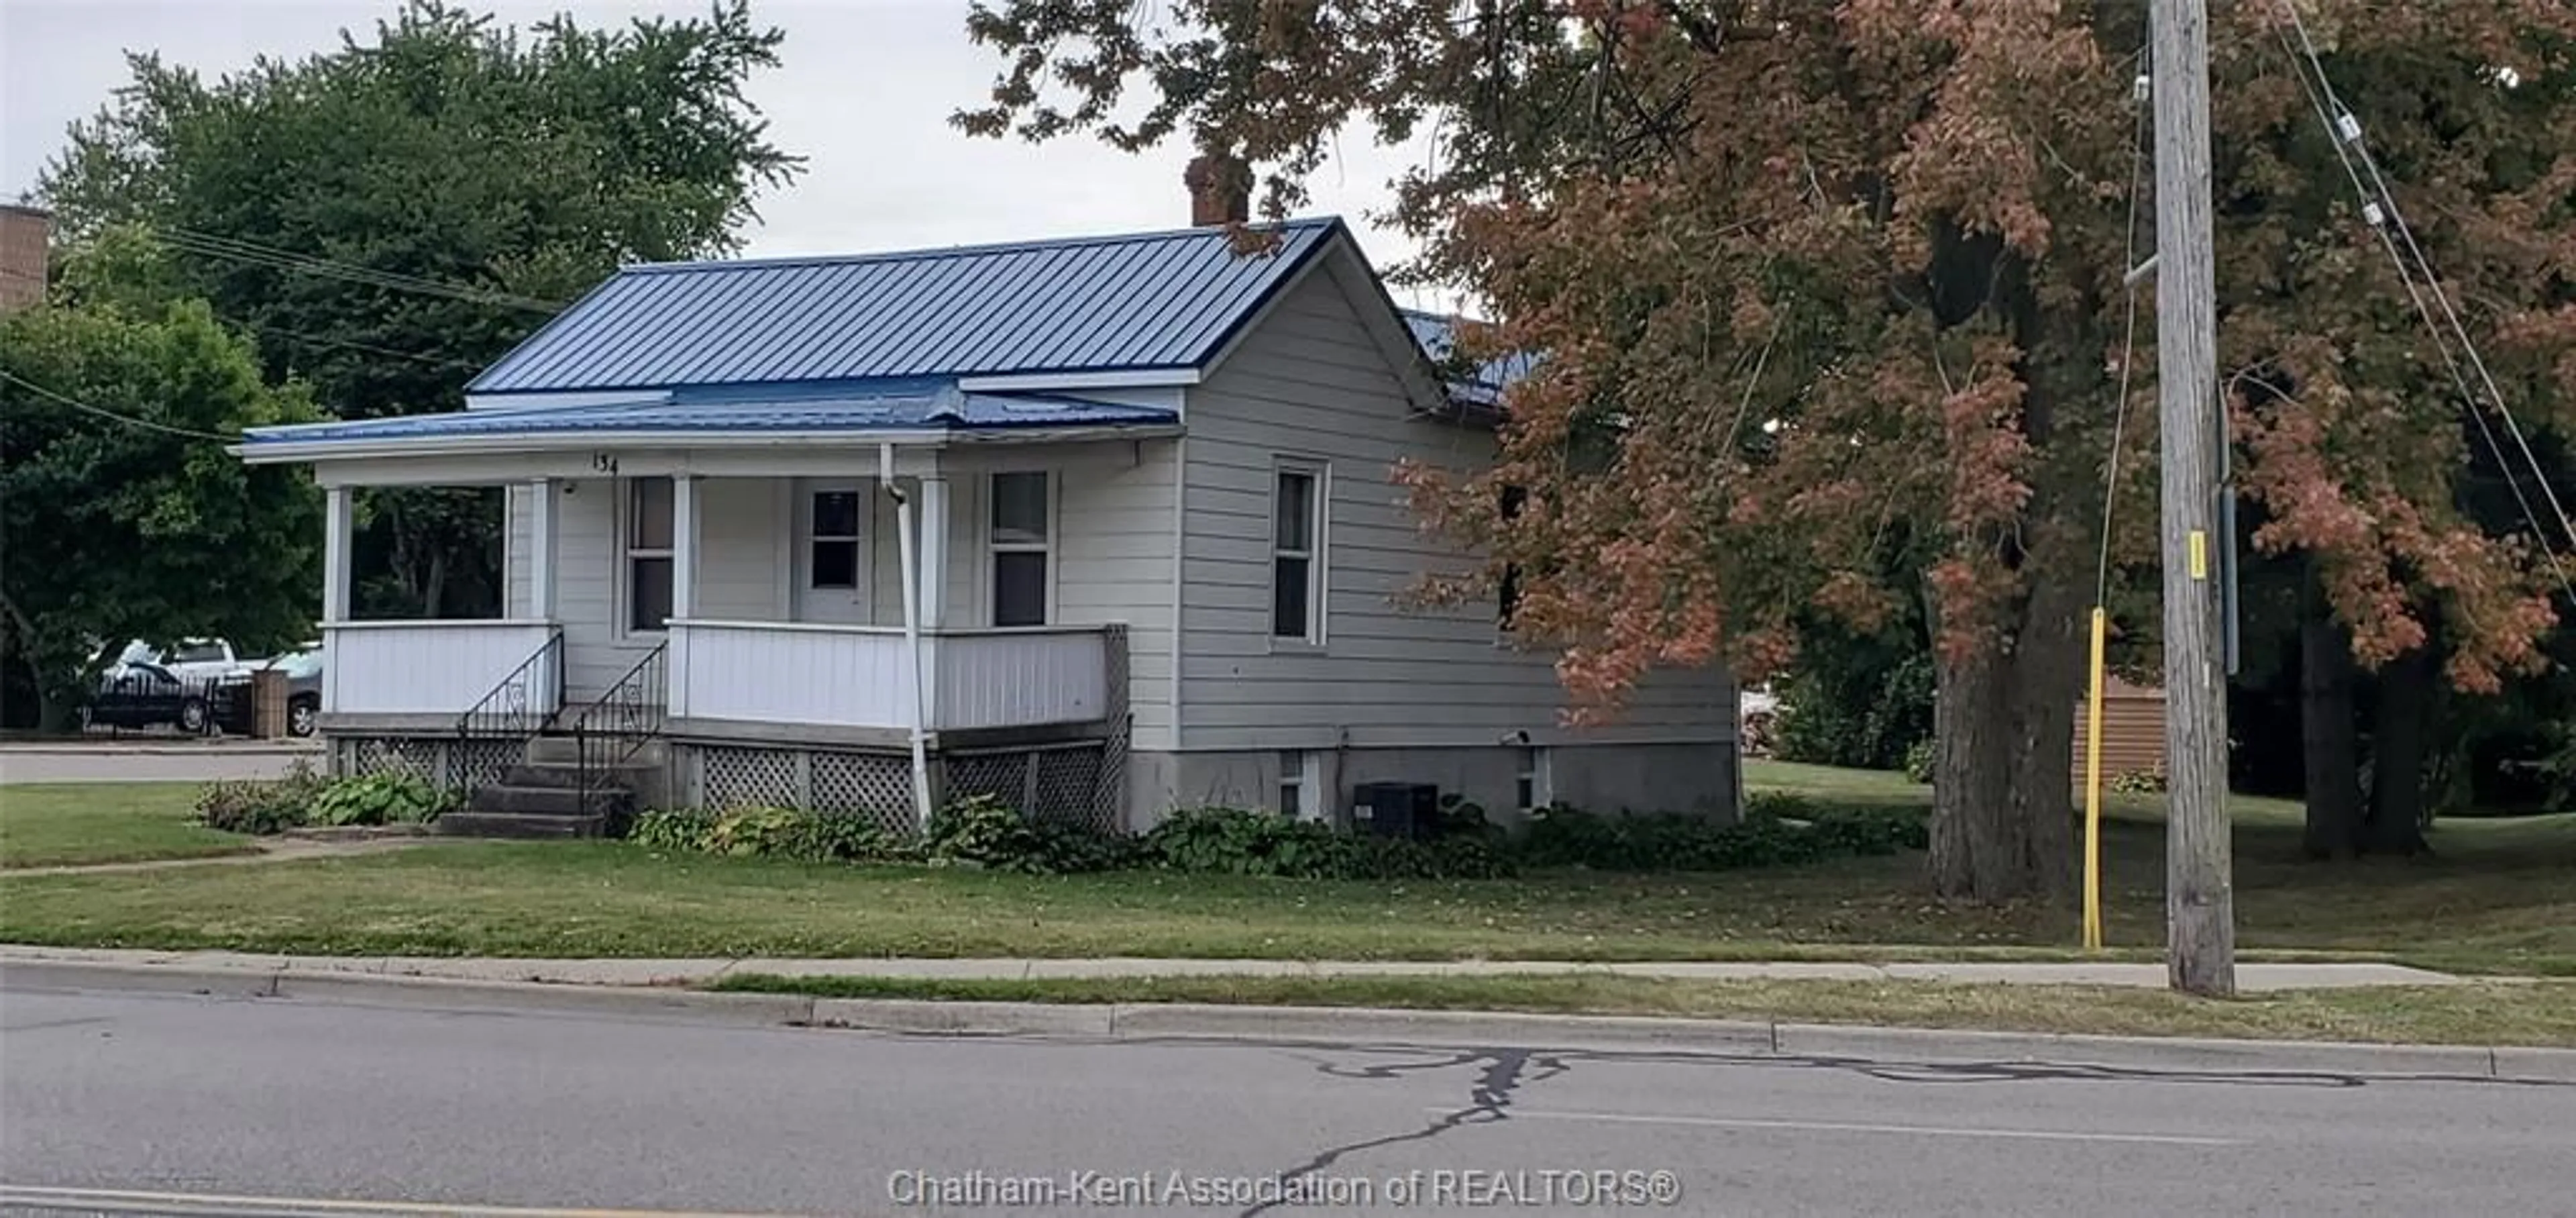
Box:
[665, 619, 1110, 731]
[572, 642, 668, 819]
[451, 627, 564, 794]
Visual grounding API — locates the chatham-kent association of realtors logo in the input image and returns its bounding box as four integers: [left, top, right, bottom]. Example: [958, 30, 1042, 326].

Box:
[885, 1167, 1688, 1209]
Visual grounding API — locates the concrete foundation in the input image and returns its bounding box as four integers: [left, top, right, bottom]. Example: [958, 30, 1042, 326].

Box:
[1124, 741, 1739, 830]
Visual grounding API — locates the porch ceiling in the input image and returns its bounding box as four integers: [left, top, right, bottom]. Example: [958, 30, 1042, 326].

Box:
[232, 376, 1180, 464]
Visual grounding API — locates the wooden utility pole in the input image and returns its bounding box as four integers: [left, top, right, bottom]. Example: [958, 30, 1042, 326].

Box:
[2149, 0, 2237, 997]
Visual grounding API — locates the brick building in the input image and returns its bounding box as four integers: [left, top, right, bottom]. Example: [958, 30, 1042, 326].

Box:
[1, 204, 51, 313]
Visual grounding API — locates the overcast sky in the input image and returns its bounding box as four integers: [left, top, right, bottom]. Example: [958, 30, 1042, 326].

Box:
[1, 0, 1458, 309]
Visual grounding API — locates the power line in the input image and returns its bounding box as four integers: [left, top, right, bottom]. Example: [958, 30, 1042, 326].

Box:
[0, 368, 240, 444]
[238, 320, 488, 371]
[2270, 2, 2576, 603]
[159, 227, 562, 315]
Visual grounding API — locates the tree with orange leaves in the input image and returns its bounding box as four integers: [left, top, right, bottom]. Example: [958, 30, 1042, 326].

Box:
[960, 0, 2576, 900]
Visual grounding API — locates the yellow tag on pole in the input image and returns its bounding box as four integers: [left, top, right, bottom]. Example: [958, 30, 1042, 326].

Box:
[2188, 529, 2208, 581]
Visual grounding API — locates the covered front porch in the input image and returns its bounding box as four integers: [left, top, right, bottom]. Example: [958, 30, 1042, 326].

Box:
[241, 380, 1176, 762]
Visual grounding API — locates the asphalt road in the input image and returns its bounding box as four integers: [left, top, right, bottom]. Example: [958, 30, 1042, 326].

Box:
[0, 743, 319, 784]
[3, 984, 2571, 1217]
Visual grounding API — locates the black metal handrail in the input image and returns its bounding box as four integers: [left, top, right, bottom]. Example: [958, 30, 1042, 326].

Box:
[572, 642, 667, 816]
[452, 628, 564, 796]
[456, 629, 564, 742]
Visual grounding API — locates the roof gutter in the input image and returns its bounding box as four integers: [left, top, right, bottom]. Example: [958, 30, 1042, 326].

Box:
[229, 423, 1185, 465]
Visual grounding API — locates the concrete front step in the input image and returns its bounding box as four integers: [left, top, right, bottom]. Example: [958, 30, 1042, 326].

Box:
[435, 810, 610, 840]
[523, 735, 669, 768]
[467, 783, 631, 817]
[500, 762, 656, 791]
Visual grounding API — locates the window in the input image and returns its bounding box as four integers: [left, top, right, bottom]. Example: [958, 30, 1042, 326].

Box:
[809, 491, 861, 590]
[1278, 750, 1323, 820]
[627, 477, 674, 632]
[1497, 485, 1527, 627]
[170, 642, 230, 665]
[1515, 746, 1552, 814]
[990, 471, 1051, 627]
[1270, 464, 1324, 642]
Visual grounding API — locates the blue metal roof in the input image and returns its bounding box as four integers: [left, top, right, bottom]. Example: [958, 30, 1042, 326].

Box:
[468, 219, 1345, 394]
[1401, 310, 1538, 407]
[241, 377, 1177, 446]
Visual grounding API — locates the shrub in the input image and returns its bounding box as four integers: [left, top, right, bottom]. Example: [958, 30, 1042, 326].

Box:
[925, 793, 1044, 870]
[633, 796, 1128, 872]
[194, 761, 326, 835]
[1142, 807, 1347, 878]
[308, 772, 453, 826]
[702, 806, 822, 858]
[1511, 796, 1925, 873]
[1138, 806, 1518, 880]
[631, 809, 716, 854]
[1902, 738, 1937, 784]
[2108, 767, 2169, 795]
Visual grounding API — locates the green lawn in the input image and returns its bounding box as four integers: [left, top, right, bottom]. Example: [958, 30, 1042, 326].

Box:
[0, 783, 258, 869]
[1, 764, 2567, 972]
[716, 973, 2576, 1048]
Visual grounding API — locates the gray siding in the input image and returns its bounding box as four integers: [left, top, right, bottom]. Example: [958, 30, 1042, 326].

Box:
[1176, 263, 1734, 752]
[941, 446, 1180, 751]
[1048, 443, 1179, 750]
[496, 463, 1177, 746]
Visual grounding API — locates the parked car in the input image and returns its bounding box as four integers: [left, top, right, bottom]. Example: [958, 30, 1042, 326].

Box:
[1739, 682, 1780, 758]
[252, 646, 325, 738]
[80, 660, 250, 735]
[156, 638, 255, 682]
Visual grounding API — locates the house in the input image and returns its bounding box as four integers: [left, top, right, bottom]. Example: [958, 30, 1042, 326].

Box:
[231, 173, 1742, 835]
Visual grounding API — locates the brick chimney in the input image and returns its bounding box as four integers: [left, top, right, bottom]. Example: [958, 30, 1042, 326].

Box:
[1184, 152, 1252, 227]
[0, 205, 49, 314]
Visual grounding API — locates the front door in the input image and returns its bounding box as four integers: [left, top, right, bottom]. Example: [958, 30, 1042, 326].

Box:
[796, 483, 869, 625]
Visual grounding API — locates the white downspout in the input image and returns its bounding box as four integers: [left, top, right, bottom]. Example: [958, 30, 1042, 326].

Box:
[881, 444, 934, 833]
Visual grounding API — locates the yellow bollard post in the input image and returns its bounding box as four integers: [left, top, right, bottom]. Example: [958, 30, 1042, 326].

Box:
[2082, 607, 2110, 952]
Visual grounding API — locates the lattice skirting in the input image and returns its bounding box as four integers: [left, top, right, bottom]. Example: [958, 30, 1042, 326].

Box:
[331, 735, 514, 792]
[679, 738, 1126, 836]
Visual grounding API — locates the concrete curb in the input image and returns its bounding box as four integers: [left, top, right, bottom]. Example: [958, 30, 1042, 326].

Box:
[1770, 1021, 2521, 1079]
[10, 958, 2573, 1082]
[0, 959, 816, 1029]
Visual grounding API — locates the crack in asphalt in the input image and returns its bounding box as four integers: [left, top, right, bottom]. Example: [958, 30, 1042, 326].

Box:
[1238, 1046, 1570, 1218]
[1222, 1033, 2576, 1218]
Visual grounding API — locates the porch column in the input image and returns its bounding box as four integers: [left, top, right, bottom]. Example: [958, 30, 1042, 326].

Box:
[917, 473, 949, 733]
[322, 483, 353, 623]
[526, 478, 556, 619]
[672, 474, 700, 620]
[918, 474, 949, 629]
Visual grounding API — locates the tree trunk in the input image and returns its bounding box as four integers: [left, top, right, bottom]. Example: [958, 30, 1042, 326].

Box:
[1928, 578, 2084, 902]
[1930, 642, 2016, 898]
[2365, 640, 2436, 856]
[2006, 580, 2084, 901]
[2299, 575, 2365, 858]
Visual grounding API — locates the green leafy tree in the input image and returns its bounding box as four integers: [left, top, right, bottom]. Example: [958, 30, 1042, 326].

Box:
[34, 0, 801, 616]
[1, 297, 323, 729]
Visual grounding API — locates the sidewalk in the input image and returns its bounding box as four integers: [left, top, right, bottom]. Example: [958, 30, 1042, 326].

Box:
[8, 944, 2564, 1081]
[0, 946, 2467, 991]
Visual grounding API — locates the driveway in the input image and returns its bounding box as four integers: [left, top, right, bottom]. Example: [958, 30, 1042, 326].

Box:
[0, 738, 321, 784]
